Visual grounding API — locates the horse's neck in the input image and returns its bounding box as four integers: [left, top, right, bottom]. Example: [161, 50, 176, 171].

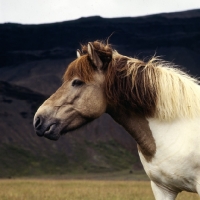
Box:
[107, 108, 156, 161]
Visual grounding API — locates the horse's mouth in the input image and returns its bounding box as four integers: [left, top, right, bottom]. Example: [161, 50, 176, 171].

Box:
[43, 124, 70, 140]
[35, 123, 61, 141]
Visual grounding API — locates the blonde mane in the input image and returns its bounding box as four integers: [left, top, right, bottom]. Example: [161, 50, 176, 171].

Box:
[127, 56, 200, 121]
[65, 41, 200, 121]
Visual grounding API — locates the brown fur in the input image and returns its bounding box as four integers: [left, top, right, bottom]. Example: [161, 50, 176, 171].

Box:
[50, 40, 158, 161]
[63, 41, 113, 82]
[64, 40, 158, 117]
[109, 109, 156, 162]
[81, 41, 112, 70]
[105, 56, 159, 116]
[63, 55, 96, 82]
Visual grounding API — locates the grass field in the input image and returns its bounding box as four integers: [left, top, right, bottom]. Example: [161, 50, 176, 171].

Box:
[0, 172, 199, 200]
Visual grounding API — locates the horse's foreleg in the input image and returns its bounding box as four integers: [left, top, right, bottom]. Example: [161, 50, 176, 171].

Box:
[151, 181, 178, 200]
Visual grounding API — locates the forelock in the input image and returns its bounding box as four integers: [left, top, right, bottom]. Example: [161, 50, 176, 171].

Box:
[63, 55, 95, 82]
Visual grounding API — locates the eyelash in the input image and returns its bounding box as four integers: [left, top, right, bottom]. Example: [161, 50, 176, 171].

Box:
[72, 79, 84, 87]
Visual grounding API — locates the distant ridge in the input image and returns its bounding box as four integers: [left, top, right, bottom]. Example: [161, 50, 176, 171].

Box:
[160, 9, 200, 18]
[1, 9, 200, 67]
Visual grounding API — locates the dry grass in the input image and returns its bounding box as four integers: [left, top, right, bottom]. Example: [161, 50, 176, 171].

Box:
[0, 179, 199, 200]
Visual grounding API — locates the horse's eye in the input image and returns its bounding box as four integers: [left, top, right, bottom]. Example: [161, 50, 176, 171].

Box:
[72, 79, 84, 87]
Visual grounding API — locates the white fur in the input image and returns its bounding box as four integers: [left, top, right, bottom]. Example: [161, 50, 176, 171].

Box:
[139, 117, 200, 199]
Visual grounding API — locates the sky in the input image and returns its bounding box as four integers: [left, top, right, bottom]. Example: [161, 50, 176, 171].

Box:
[1, 0, 200, 24]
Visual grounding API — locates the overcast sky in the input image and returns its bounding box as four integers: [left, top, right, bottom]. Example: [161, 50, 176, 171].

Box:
[1, 0, 200, 24]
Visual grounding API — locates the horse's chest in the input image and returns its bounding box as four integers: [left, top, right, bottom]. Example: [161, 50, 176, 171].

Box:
[139, 150, 199, 193]
[139, 118, 200, 192]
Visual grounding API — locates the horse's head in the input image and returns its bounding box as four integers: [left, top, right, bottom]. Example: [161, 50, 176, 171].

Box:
[33, 41, 112, 140]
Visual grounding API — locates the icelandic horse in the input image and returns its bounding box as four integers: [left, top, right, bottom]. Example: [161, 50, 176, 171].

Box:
[34, 41, 200, 200]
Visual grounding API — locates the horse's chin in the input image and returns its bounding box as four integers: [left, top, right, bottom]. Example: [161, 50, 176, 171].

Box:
[36, 123, 63, 141]
[42, 125, 73, 140]
[44, 132, 61, 141]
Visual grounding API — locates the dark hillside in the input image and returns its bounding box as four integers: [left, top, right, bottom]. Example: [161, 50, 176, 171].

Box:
[0, 80, 139, 177]
[0, 9, 200, 177]
[1, 10, 200, 72]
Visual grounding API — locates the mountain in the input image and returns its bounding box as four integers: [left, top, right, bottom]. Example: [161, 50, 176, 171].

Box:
[0, 9, 200, 177]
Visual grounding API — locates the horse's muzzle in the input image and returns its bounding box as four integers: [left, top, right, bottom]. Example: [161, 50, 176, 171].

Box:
[33, 115, 60, 140]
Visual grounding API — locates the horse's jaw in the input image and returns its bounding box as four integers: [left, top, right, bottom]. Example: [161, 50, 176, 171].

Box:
[33, 103, 95, 140]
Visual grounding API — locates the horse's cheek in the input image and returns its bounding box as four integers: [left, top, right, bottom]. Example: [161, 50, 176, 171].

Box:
[80, 90, 106, 118]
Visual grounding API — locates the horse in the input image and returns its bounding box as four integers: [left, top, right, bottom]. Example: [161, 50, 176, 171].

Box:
[33, 40, 200, 200]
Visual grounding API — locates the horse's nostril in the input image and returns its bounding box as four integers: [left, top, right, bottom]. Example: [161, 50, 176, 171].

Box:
[34, 116, 42, 130]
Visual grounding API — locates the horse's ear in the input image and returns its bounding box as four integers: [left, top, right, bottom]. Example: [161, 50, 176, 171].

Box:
[76, 49, 81, 58]
[88, 42, 103, 69]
